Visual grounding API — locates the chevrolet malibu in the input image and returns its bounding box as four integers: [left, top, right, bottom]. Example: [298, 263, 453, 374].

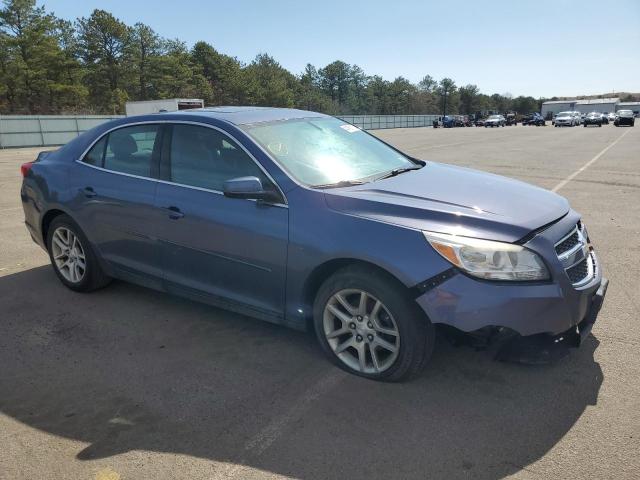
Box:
[20, 107, 608, 381]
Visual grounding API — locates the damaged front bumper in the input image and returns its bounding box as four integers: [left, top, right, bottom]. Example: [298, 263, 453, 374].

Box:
[494, 277, 608, 364]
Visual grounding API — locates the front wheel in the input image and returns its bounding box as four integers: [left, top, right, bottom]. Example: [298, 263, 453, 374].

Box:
[313, 266, 434, 381]
[47, 214, 111, 292]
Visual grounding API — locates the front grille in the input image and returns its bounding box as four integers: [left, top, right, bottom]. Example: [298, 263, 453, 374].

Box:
[555, 228, 579, 256]
[554, 222, 595, 287]
[566, 257, 589, 283]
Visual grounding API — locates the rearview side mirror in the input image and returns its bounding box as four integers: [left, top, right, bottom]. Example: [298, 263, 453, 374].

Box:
[223, 176, 281, 203]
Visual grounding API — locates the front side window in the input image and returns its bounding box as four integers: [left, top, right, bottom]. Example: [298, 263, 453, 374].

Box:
[168, 124, 270, 192]
[83, 124, 160, 178]
[243, 117, 415, 186]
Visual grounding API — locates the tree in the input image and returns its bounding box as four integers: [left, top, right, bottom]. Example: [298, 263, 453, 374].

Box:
[0, 1, 575, 116]
[458, 84, 480, 114]
[130, 23, 160, 100]
[77, 9, 132, 113]
[438, 78, 457, 115]
[0, 0, 67, 112]
[511, 95, 538, 114]
[191, 41, 246, 105]
[244, 53, 296, 107]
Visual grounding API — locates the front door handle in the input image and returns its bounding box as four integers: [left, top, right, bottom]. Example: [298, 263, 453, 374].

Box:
[164, 206, 184, 220]
[80, 187, 97, 198]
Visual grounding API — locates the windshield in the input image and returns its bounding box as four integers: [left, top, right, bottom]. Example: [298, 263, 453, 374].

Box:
[488, 115, 501, 120]
[618, 110, 633, 115]
[243, 117, 415, 186]
[557, 111, 572, 117]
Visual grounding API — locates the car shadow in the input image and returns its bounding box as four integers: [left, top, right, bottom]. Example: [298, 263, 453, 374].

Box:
[0, 266, 603, 479]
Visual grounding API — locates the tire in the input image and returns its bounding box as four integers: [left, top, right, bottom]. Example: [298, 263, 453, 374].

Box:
[313, 265, 434, 382]
[46, 214, 111, 292]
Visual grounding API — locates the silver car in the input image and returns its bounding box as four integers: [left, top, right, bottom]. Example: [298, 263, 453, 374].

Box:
[554, 111, 576, 127]
[484, 115, 506, 127]
[572, 111, 582, 126]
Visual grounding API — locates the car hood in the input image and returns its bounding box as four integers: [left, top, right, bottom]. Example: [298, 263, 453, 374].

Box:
[324, 162, 569, 243]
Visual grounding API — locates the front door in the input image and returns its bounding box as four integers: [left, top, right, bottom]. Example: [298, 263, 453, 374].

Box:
[155, 123, 289, 320]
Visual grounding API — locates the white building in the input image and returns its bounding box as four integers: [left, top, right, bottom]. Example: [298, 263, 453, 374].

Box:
[125, 98, 204, 116]
[541, 100, 576, 119]
[574, 97, 619, 114]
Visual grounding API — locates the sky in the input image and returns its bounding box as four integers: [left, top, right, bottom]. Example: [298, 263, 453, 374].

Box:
[42, 0, 640, 98]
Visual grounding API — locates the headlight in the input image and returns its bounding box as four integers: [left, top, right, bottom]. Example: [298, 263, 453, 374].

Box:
[423, 231, 549, 281]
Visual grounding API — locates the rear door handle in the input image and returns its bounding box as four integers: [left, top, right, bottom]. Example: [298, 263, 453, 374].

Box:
[164, 206, 184, 219]
[80, 187, 97, 198]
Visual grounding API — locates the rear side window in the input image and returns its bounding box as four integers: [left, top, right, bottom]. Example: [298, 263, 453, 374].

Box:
[84, 136, 107, 167]
[168, 124, 269, 192]
[83, 124, 160, 178]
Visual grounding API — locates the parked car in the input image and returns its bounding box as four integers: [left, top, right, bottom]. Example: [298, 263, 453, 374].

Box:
[505, 113, 517, 126]
[554, 111, 576, 127]
[583, 112, 603, 127]
[600, 113, 609, 125]
[19, 107, 608, 381]
[614, 110, 635, 127]
[484, 114, 506, 127]
[573, 112, 582, 126]
[607, 112, 616, 122]
[521, 113, 546, 126]
[442, 115, 457, 128]
[475, 117, 486, 127]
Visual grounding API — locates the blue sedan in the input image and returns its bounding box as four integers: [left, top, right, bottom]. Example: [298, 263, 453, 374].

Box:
[20, 107, 607, 381]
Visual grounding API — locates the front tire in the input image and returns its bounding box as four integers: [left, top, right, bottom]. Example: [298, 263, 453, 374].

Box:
[313, 266, 434, 382]
[46, 214, 111, 292]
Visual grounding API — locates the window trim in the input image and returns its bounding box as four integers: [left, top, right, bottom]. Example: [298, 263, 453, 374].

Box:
[76, 120, 288, 207]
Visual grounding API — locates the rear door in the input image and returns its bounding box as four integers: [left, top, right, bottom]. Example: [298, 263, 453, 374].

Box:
[70, 123, 164, 287]
[154, 123, 289, 320]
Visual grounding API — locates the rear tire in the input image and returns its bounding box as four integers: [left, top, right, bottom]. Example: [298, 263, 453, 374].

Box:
[313, 265, 434, 382]
[46, 214, 111, 292]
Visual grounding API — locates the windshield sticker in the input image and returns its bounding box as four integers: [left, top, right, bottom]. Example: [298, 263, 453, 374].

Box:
[340, 124, 360, 133]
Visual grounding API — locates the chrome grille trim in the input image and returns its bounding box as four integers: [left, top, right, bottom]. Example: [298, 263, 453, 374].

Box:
[555, 222, 595, 287]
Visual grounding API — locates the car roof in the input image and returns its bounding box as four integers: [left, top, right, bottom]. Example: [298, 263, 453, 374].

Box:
[169, 106, 328, 125]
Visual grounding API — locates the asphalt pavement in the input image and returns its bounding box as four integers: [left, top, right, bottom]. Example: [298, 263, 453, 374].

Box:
[1, 123, 638, 479]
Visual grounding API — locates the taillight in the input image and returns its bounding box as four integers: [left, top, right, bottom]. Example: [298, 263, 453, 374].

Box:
[20, 162, 34, 177]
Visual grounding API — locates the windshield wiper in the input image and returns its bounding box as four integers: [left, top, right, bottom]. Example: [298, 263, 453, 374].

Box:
[375, 165, 423, 181]
[311, 179, 367, 189]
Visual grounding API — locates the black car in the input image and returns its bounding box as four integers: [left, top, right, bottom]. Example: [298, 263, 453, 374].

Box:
[583, 112, 603, 127]
[521, 113, 546, 126]
[614, 110, 635, 127]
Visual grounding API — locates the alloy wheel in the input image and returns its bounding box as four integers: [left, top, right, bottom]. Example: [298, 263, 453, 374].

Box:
[323, 289, 400, 374]
[51, 226, 86, 283]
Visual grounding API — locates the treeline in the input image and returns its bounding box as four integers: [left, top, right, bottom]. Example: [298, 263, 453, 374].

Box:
[1, 0, 547, 116]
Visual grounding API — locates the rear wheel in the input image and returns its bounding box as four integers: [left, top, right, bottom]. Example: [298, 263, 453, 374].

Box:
[46, 215, 111, 292]
[313, 266, 434, 381]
